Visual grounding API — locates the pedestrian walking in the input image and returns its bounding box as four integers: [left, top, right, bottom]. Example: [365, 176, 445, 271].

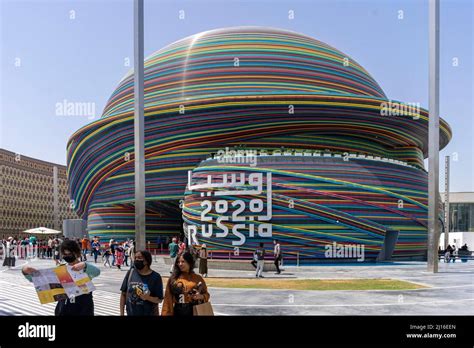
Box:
[47, 237, 53, 258]
[123, 241, 130, 266]
[444, 249, 451, 263]
[81, 235, 90, 261]
[447, 245, 453, 262]
[2, 237, 16, 268]
[199, 244, 208, 278]
[53, 239, 61, 266]
[91, 238, 101, 263]
[115, 245, 125, 270]
[39, 239, 46, 259]
[103, 248, 112, 267]
[29, 235, 37, 258]
[178, 239, 186, 255]
[120, 250, 163, 316]
[250, 250, 258, 269]
[162, 251, 210, 316]
[21, 237, 29, 259]
[21, 239, 100, 316]
[129, 240, 136, 264]
[273, 239, 282, 274]
[451, 244, 457, 263]
[169, 237, 179, 273]
[110, 239, 117, 266]
[255, 242, 265, 278]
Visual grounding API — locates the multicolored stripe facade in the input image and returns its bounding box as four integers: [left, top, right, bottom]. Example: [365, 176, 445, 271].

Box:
[67, 27, 451, 261]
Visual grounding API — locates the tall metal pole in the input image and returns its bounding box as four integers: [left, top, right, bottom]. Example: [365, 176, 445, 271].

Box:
[427, 0, 440, 273]
[53, 166, 59, 231]
[444, 156, 450, 250]
[134, 0, 146, 250]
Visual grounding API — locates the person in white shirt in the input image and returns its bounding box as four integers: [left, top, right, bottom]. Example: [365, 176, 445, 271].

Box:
[47, 237, 53, 258]
[2, 237, 16, 268]
[255, 243, 265, 278]
[273, 240, 282, 274]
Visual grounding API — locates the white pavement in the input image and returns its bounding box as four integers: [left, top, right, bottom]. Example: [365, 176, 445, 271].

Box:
[0, 257, 473, 315]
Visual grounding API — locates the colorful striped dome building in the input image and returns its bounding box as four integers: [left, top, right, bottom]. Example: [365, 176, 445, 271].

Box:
[67, 27, 451, 262]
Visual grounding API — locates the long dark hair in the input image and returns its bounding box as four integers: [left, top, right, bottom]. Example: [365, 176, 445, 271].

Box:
[170, 251, 195, 283]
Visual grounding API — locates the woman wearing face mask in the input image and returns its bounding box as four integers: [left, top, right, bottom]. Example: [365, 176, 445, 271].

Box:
[120, 250, 163, 316]
[21, 240, 100, 316]
[161, 251, 210, 316]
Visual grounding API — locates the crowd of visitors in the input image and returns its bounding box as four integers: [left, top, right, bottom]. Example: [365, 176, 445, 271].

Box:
[1, 235, 65, 267]
[3, 230, 292, 316]
[440, 243, 470, 263]
[1, 233, 211, 316]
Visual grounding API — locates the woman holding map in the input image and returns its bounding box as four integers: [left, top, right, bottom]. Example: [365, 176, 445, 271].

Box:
[21, 239, 101, 316]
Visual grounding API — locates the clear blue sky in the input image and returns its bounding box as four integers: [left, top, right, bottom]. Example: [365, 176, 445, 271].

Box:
[1, 0, 472, 192]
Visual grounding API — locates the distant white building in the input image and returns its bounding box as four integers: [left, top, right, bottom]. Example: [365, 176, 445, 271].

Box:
[440, 192, 474, 250]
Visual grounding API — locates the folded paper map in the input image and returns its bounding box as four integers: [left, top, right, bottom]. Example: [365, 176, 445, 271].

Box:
[31, 265, 96, 304]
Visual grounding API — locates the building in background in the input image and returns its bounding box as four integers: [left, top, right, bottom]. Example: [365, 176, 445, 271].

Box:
[67, 27, 452, 262]
[0, 148, 78, 237]
[440, 192, 474, 249]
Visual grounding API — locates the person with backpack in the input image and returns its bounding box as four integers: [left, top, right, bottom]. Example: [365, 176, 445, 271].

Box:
[91, 237, 101, 263]
[120, 250, 163, 316]
[255, 243, 266, 278]
[21, 239, 100, 316]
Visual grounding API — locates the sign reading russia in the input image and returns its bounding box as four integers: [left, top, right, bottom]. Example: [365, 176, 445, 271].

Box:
[186, 171, 272, 246]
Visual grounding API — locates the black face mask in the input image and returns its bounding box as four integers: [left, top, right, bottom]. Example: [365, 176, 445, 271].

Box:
[134, 260, 145, 270]
[63, 255, 76, 263]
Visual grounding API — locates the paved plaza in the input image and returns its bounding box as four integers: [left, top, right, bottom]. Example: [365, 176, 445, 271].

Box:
[0, 257, 472, 316]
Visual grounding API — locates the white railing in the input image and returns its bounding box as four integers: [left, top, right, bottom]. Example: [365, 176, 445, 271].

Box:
[208, 148, 417, 169]
[0, 245, 48, 260]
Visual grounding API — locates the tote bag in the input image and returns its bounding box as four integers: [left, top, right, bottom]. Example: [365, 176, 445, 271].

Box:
[193, 301, 214, 316]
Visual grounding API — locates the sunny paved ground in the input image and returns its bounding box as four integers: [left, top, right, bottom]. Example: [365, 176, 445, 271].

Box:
[1, 256, 472, 315]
